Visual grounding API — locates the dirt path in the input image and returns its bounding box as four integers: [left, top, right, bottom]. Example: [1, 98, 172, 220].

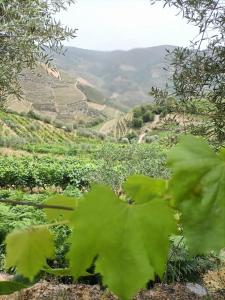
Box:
[1, 281, 224, 300]
[138, 114, 160, 144]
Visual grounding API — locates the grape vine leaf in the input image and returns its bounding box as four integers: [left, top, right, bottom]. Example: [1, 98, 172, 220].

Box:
[68, 185, 176, 300]
[44, 195, 78, 222]
[5, 227, 55, 280]
[168, 135, 225, 254]
[124, 175, 167, 204]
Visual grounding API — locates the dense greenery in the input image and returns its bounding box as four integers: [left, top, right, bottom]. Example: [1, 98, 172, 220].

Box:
[1, 135, 224, 299]
[150, 0, 225, 142]
[0, 156, 96, 190]
[0, 142, 167, 191]
[0, 0, 76, 102]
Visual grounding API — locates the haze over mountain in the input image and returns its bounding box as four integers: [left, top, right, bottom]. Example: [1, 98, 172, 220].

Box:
[55, 45, 175, 108]
[7, 45, 175, 125]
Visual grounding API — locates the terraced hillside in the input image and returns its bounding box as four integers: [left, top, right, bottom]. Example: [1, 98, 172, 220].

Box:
[100, 112, 133, 138]
[55, 45, 175, 108]
[0, 111, 76, 144]
[7, 65, 121, 126]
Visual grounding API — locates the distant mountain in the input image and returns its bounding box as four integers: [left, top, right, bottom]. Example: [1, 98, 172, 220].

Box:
[55, 45, 175, 108]
[7, 45, 175, 125]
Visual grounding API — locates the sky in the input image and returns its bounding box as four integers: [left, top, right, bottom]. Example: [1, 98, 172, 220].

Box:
[58, 0, 198, 51]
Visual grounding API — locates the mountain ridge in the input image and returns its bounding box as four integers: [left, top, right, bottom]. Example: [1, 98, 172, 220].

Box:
[54, 44, 175, 108]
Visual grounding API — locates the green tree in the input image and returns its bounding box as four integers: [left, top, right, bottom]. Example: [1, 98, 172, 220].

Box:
[132, 117, 143, 128]
[143, 111, 154, 123]
[150, 0, 225, 142]
[0, 0, 76, 102]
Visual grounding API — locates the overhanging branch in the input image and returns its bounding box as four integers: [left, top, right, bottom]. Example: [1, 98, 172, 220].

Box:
[0, 198, 74, 211]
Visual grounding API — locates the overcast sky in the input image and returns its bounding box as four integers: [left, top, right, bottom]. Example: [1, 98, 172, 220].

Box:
[58, 0, 198, 51]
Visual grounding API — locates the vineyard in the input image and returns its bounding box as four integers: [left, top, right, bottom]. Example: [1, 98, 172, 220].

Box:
[0, 156, 96, 190]
[0, 111, 76, 143]
[0, 136, 224, 300]
[1, 0, 225, 299]
[100, 112, 133, 138]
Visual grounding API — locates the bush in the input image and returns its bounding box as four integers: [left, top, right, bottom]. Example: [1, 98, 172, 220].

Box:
[27, 110, 41, 120]
[120, 137, 129, 144]
[132, 117, 143, 128]
[54, 120, 64, 129]
[143, 111, 154, 122]
[77, 128, 94, 138]
[145, 135, 159, 143]
[133, 107, 142, 118]
[126, 131, 138, 141]
[64, 124, 73, 132]
[42, 116, 52, 124]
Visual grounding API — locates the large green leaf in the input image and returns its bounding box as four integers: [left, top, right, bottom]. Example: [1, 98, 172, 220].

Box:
[0, 281, 27, 295]
[124, 175, 167, 204]
[44, 195, 78, 222]
[168, 135, 225, 254]
[68, 185, 176, 300]
[5, 227, 55, 280]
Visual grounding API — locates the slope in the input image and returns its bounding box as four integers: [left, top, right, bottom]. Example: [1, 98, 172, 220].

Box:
[54, 45, 175, 108]
[7, 65, 121, 126]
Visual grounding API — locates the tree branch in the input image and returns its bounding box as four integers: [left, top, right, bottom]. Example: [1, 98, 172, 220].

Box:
[0, 198, 74, 211]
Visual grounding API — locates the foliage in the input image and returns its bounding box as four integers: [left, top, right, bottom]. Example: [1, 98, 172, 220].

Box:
[150, 0, 225, 142]
[168, 135, 225, 254]
[0, 281, 27, 295]
[126, 131, 138, 142]
[5, 227, 55, 280]
[0, 156, 96, 190]
[166, 236, 220, 283]
[0, 0, 76, 102]
[143, 111, 154, 122]
[92, 143, 168, 189]
[132, 105, 155, 128]
[1, 135, 225, 299]
[131, 117, 143, 128]
[0, 190, 45, 244]
[67, 185, 176, 300]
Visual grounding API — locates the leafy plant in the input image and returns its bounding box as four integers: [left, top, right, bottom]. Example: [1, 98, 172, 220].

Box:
[1, 135, 225, 300]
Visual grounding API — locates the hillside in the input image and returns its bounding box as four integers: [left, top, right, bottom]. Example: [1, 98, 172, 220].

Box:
[0, 110, 77, 144]
[6, 46, 174, 123]
[54, 45, 175, 108]
[7, 65, 121, 125]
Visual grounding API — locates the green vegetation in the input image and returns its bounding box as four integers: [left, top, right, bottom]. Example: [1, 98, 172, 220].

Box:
[1, 136, 224, 300]
[0, 0, 76, 102]
[77, 83, 106, 104]
[150, 0, 225, 142]
[1, 0, 225, 299]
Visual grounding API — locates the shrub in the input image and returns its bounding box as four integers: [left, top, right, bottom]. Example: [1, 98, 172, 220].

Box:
[133, 107, 142, 118]
[132, 117, 143, 128]
[126, 131, 138, 141]
[77, 128, 94, 138]
[120, 137, 129, 144]
[42, 116, 52, 124]
[64, 124, 73, 132]
[54, 120, 64, 129]
[145, 135, 159, 143]
[27, 110, 42, 121]
[143, 111, 154, 123]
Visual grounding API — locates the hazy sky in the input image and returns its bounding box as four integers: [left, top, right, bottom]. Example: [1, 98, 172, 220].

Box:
[58, 0, 198, 51]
